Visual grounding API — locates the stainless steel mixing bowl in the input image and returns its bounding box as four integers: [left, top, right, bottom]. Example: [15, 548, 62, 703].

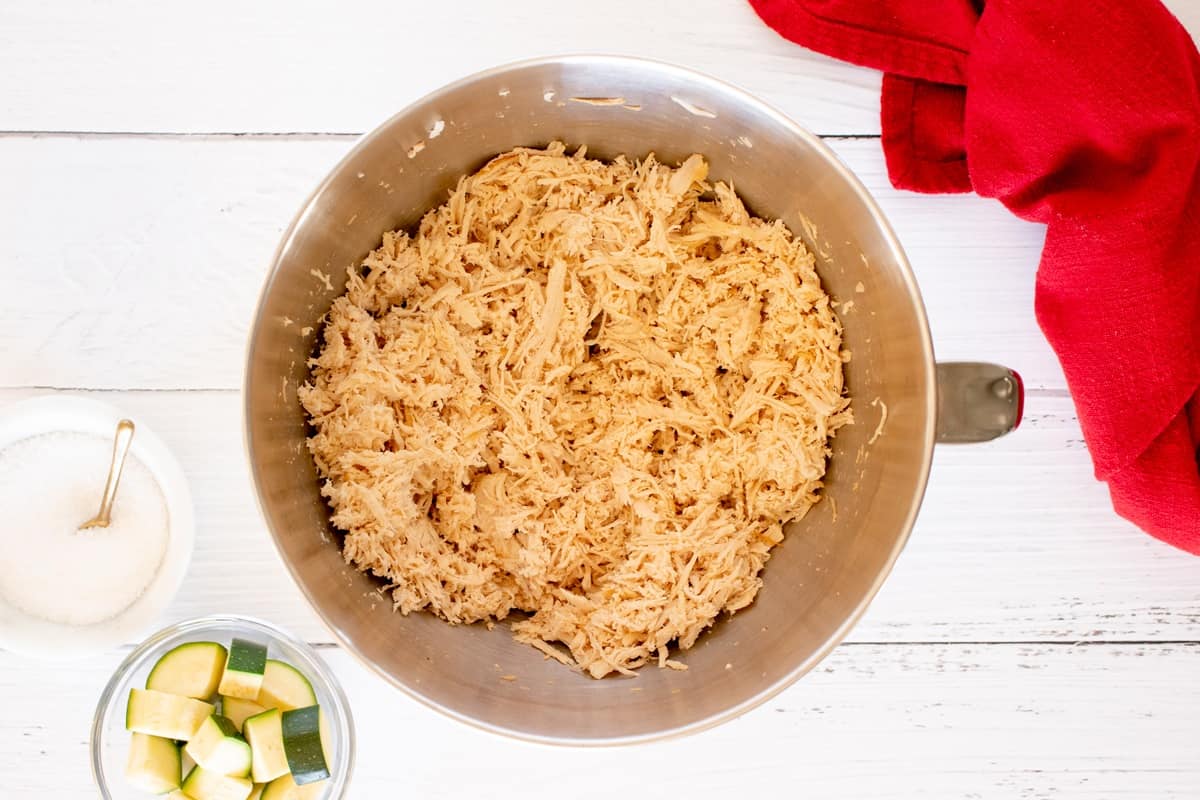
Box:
[245, 56, 1021, 745]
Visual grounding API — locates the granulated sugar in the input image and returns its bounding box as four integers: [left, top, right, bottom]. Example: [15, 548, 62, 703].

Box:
[0, 431, 169, 626]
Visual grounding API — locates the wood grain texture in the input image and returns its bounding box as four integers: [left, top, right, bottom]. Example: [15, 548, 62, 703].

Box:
[5, 643, 1197, 798]
[0, 135, 1061, 391]
[0, 387, 1193, 648]
[0, 0, 881, 136]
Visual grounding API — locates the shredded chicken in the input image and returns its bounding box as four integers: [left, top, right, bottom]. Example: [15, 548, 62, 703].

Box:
[300, 143, 850, 677]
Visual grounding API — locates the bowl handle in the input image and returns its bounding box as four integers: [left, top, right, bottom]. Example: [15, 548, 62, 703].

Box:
[935, 362, 1024, 444]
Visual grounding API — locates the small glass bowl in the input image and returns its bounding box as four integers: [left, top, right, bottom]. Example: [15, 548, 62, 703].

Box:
[91, 615, 354, 799]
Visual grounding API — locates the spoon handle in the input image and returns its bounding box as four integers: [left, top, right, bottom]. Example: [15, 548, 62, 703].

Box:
[93, 419, 136, 526]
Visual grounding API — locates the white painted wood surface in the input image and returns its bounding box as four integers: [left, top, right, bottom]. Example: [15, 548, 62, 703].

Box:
[1, 2, 1199, 797]
[6, 643, 1199, 798]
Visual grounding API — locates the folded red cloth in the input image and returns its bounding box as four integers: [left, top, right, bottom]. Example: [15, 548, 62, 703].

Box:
[750, 0, 1200, 552]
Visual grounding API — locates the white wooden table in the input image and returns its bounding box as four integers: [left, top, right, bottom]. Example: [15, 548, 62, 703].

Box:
[3, 2, 1200, 797]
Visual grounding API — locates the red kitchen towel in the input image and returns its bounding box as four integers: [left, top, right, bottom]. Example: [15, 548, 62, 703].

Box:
[750, 0, 1200, 552]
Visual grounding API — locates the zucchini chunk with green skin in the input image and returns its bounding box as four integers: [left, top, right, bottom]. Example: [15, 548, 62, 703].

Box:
[256, 659, 317, 711]
[219, 638, 268, 699]
[281, 705, 330, 785]
[146, 641, 228, 699]
[181, 765, 254, 800]
[185, 714, 252, 778]
[126, 688, 215, 741]
[222, 695, 268, 731]
[125, 732, 181, 793]
[243, 708, 289, 783]
[247, 784, 266, 800]
[261, 772, 326, 800]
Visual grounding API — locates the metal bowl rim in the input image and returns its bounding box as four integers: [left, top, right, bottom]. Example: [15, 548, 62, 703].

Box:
[242, 53, 937, 746]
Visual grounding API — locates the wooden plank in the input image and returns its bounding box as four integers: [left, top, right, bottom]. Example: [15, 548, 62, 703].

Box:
[0, 135, 1062, 391]
[0, 0, 882, 136]
[5, 642, 1197, 798]
[0, 136, 343, 391]
[0, 387, 1194, 646]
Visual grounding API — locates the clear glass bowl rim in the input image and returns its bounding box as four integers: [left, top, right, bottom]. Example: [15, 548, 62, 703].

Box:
[89, 614, 355, 799]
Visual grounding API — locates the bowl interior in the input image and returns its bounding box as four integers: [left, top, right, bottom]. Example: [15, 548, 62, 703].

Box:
[246, 56, 935, 743]
[91, 616, 353, 799]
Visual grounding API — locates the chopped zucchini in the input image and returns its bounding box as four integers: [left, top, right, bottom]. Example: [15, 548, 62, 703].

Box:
[146, 641, 228, 699]
[222, 695, 268, 731]
[318, 711, 331, 772]
[243, 708, 289, 783]
[260, 772, 326, 800]
[127, 643, 330, 799]
[255, 660, 316, 711]
[281, 705, 329, 786]
[125, 732, 181, 793]
[184, 715, 252, 778]
[126, 688, 215, 741]
[218, 638, 268, 700]
[181, 765, 254, 800]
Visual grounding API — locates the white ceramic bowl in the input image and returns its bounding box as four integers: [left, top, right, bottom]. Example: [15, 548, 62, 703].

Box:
[0, 395, 194, 658]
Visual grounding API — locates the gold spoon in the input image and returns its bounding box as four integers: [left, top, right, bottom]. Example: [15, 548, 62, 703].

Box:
[79, 419, 136, 530]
